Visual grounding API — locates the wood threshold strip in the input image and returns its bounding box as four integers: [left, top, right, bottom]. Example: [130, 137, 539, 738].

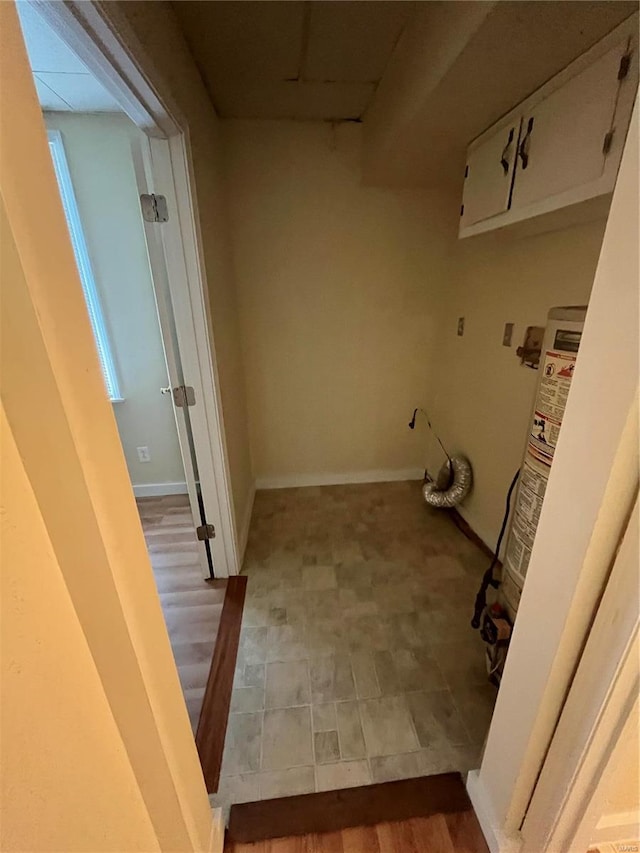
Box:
[196, 575, 247, 793]
[227, 772, 471, 844]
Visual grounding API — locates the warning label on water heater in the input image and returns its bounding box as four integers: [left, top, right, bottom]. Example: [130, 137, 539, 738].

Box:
[502, 343, 579, 617]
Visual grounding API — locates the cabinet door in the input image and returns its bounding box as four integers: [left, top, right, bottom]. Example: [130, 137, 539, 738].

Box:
[511, 41, 627, 211]
[461, 118, 521, 227]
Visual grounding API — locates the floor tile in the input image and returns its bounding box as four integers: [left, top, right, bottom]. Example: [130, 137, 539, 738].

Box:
[406, 689, 470, 748]
[309, 656, 356, 702]
[239, 663, 266, 690]
[370, 752, 423, 783]
[315, 760, 371, 792]
[259, 766, 316, 800]
[359, 695, 419, 756]
[262, 707, 313, 770]
[302, 565, 337, 590]
[336, 701, 366, 760]
[350, 652, 381, 699]
[314, 730, 340, 763]
[266, 624, 308, 662]
[230, 686, 264, 713]
[312, 703, 337, 732]
[221, 712, 262, 775]
[265, 660, 310, 709]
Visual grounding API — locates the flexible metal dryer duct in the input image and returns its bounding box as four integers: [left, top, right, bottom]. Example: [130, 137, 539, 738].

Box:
[422, 456, 473, 508]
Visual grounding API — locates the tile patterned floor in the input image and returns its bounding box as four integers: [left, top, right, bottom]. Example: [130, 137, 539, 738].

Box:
[212, 481, 497, 814]
[137, 494, 227, 731]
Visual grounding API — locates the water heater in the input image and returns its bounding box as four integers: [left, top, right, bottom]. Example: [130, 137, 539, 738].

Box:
[501, 306, 587, 619]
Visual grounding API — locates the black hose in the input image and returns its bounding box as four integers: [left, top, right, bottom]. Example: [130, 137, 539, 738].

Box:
[471, 469, 520, 629]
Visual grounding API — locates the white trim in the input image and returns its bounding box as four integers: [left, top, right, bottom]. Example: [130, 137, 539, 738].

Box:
[237, 481, 256, 570]
[592, 810, 640, 846]
[255, 468, 424, 490]
[466, 771, 522, 853]
[208, 807, 225, 853]
[132, 482, 188, 498]
[35, 0, 240, 578]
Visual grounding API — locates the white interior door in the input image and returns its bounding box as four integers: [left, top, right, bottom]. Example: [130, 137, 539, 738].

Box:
[131, 136, 228, 578]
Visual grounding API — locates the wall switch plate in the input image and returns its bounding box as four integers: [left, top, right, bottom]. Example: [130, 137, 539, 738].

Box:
[457, 317, 465, 336]
[503, 322, 514, 347]
[136, 446, 151, 463]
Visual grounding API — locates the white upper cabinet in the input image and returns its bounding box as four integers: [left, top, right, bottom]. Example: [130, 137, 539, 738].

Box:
[459, 14, 638, 239]
[461, 118, 521, 227]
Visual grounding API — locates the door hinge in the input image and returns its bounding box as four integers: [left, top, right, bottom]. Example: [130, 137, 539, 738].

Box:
[460, 204, 464, 217]
[173, 385, 196, 407]
[140, 193, 169, 223]
[618, 52, 631, 80]
[602, 130, 614, 155]
[464, 164, 469, 178]
[196, 523, 216, 541]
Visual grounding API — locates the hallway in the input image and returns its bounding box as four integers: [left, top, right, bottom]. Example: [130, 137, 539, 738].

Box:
[214, 481, 496, 812]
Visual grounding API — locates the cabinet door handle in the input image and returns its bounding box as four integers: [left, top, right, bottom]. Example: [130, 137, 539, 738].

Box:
[500, 127, 515, 175]
[518, 117, 535, 170]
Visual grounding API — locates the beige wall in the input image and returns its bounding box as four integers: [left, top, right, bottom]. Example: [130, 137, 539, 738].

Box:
[428, 220, 605, 547]
[109, 1, 254, 528]
[45, 112, 185, 492]
[1, 404, 160, 852]
[223, 119, 459, 485]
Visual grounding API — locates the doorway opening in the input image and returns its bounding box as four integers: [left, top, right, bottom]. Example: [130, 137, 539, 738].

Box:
[16, 1, 236, 741]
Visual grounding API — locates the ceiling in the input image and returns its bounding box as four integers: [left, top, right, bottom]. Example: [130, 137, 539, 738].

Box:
[16, 2, 120, 112]
[171, 1, 417, 119]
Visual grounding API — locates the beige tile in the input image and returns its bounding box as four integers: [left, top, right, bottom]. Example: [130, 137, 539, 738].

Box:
[312, 702, 337, 732]
[315, 760, 371, 792]
[221, 712, 262, 775]
[230, 686, 264, 713]
[314, 730, 340, 764]
[265, 660, 310, 709]
[266, 624, 308, 662]
[259, 766, 316, 800]
[239, 626, 269, 664]
[310, 656, 356, 703]
[359, 695, 419, 756]
[262, 707, 313, 770]
[336, 701, 366, 760]
[350, 652, 381, 699]
[302, 565, 337, 590]
[239, 663, 265, 690]
[406, 689, 470, 748]
[373, 650, 401, 695]
[392, 647, 446, 692]
[370, 752, 423, 783]
[210, 773, 260, 810]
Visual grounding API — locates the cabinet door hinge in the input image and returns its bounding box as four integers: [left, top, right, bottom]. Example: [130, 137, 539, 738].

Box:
[618, 52, 631, 81]
[602, 130, 614, 155]
[173, 385, 196, 407]
[140, 193, 169, 223]
[196, 523, 216, 541]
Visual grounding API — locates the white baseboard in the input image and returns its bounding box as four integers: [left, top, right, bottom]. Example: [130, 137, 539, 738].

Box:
[132, 481, 188, 498]
[255, 468, 424, 490]
[592, 810, 640, 846]
[237, 481, 256, 571]
[466, 770, 522, 853]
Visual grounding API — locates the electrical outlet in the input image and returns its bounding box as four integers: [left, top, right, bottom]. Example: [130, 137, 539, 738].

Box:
[457, 317, 465, 336]
[136, 446, 151, 463]
[503, 322, 514, 347]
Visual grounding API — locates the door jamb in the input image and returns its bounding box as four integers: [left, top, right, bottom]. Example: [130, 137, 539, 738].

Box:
[32, 0, 239, 577]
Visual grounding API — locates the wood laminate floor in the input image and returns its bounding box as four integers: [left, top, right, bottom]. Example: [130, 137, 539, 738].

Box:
[225, 811, 488, 852]
[137, 494, 227, 731]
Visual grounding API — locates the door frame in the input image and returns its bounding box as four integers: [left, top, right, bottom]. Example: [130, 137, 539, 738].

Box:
[32, 0, 239, 578]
